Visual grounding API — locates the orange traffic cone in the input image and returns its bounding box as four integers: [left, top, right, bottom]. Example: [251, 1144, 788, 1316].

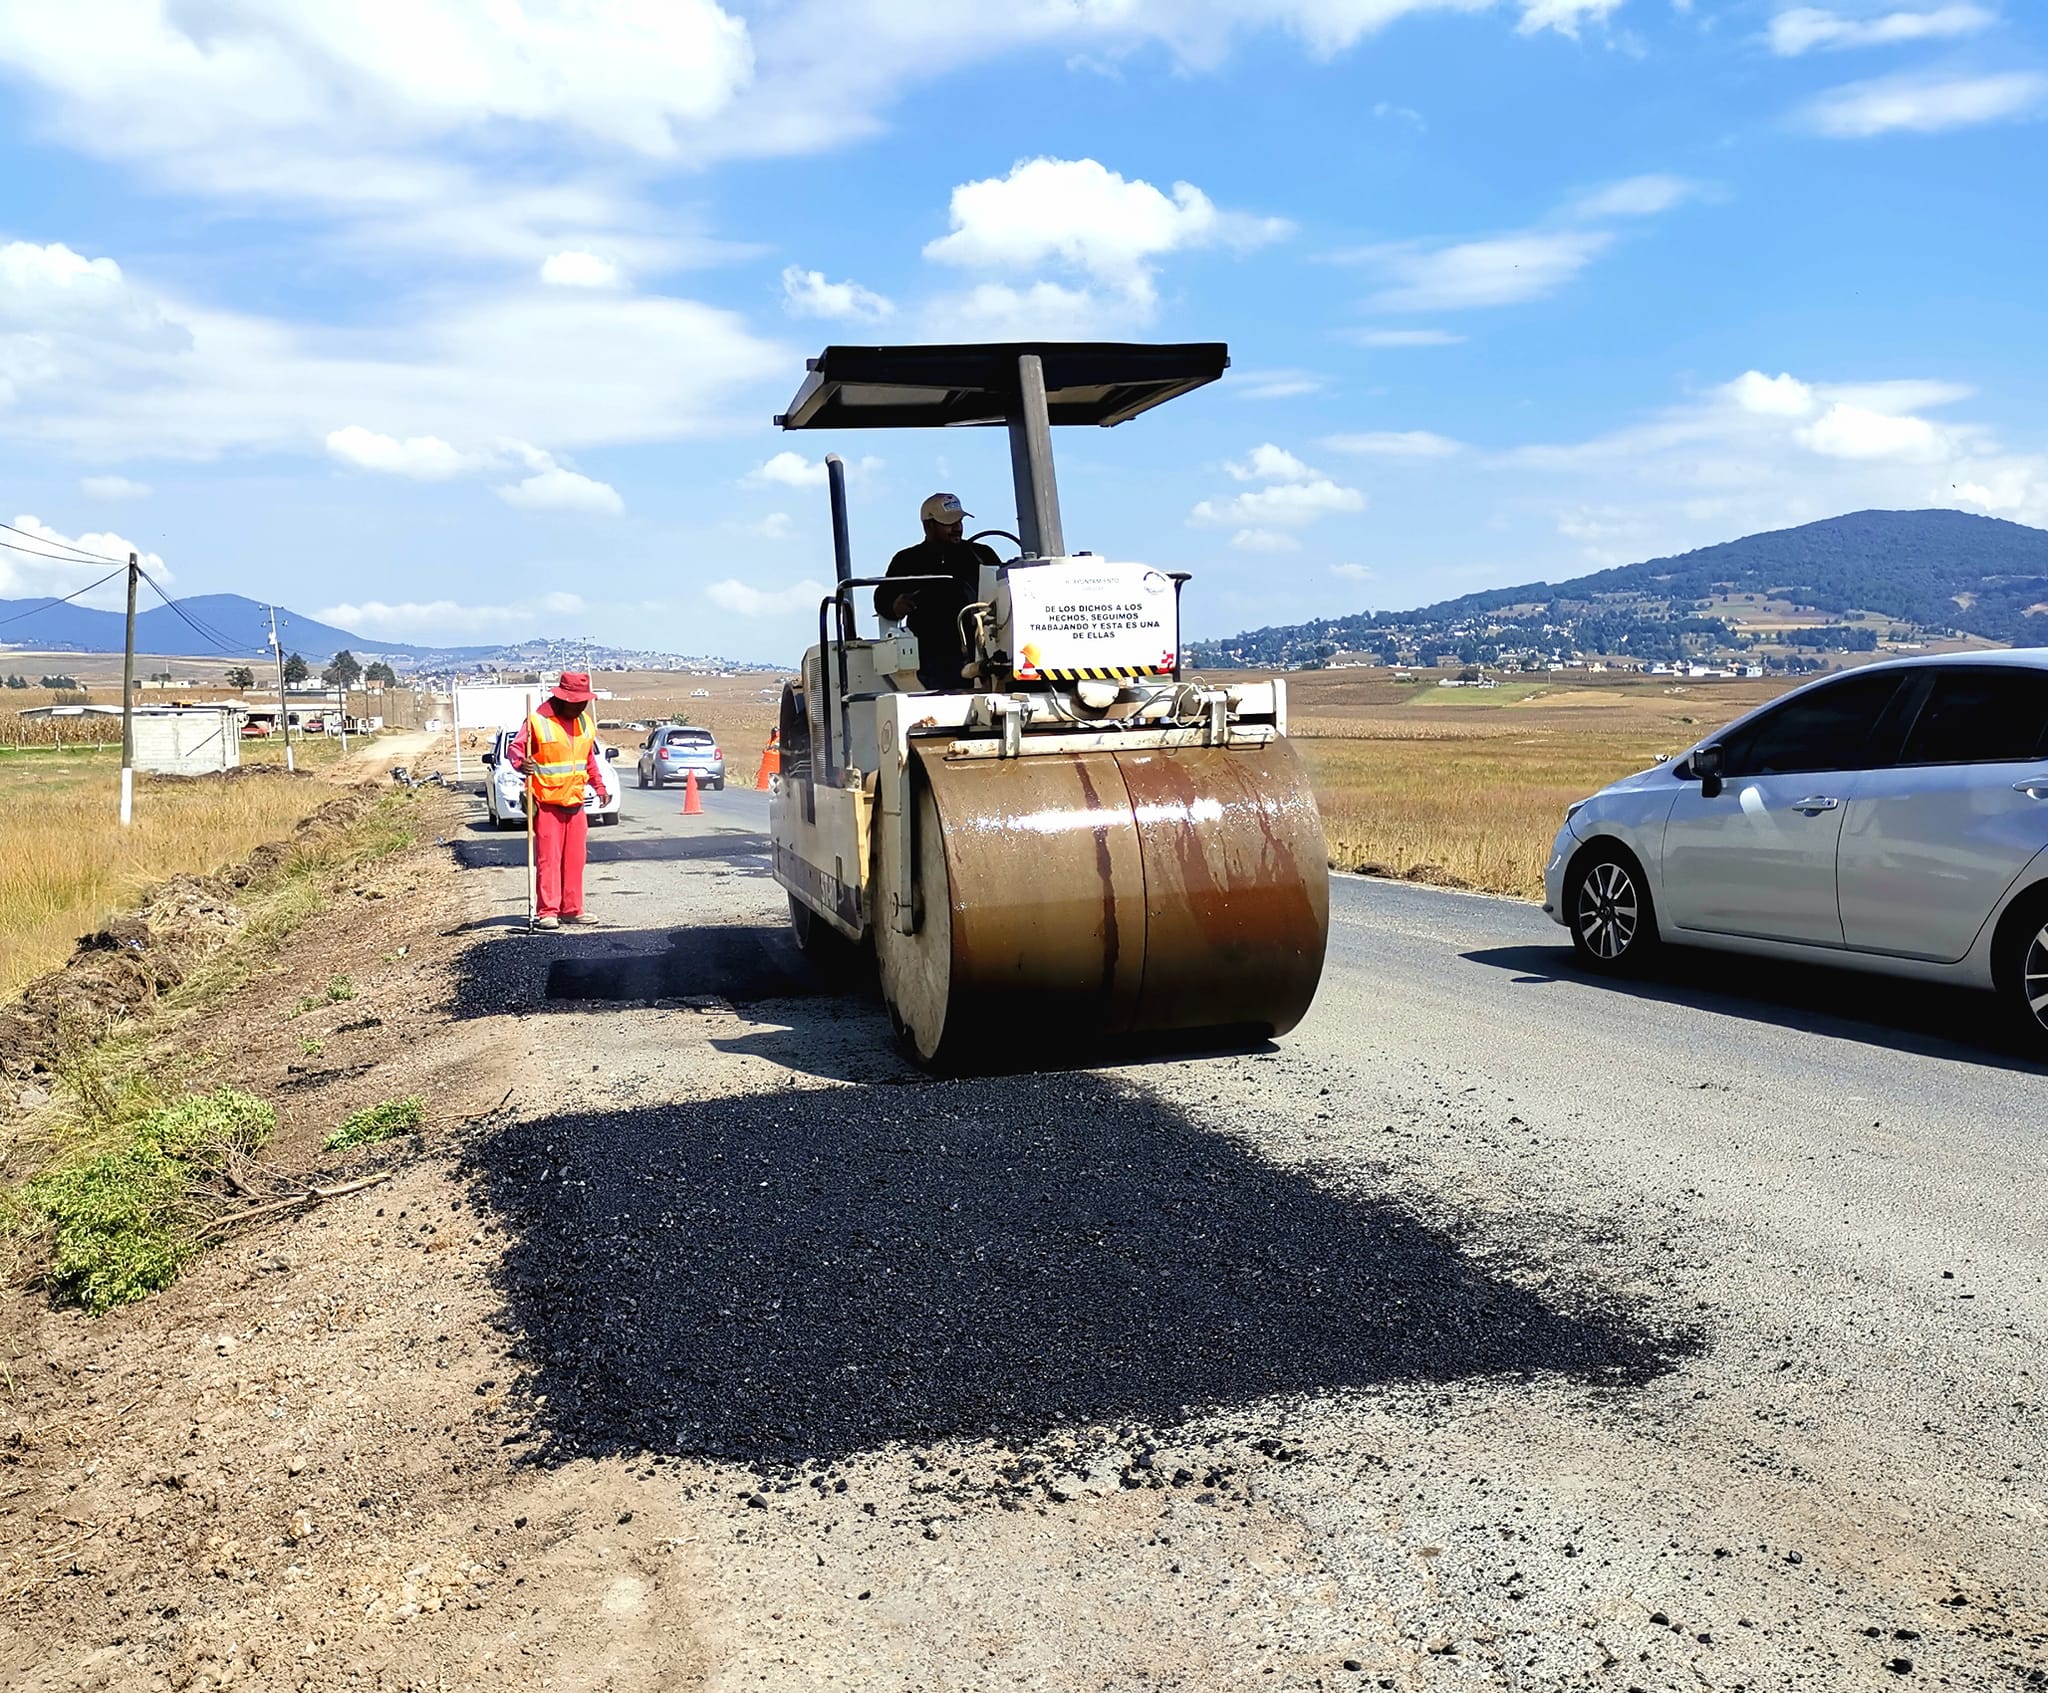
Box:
[683, 769, 704, 814]
[753, 730, 781, 790]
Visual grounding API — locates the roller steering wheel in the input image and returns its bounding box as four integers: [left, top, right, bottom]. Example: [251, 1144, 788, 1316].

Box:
[967, 528, 1023, 562]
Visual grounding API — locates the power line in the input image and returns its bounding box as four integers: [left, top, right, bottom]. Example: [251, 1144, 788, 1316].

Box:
[0, 520, 126, 565]
[135, 564, 242, 651]
[134, 564, 267, 657]
[0, 532, 136, 568]
[0, 564, 130, 629]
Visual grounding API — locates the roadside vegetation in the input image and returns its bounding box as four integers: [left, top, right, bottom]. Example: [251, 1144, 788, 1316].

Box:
[1275, 670, 1789, 897]
[2, 789, 428, 1309]
[0, 740, 355, 998]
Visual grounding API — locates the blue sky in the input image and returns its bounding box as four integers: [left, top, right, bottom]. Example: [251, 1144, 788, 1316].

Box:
[2, 0, 2044, 662]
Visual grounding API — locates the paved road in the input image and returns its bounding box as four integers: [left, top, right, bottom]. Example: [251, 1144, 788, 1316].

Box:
[455, 778, 2047, 1690]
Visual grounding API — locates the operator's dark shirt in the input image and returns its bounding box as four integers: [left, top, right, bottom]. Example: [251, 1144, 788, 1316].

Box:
[873, 537, 999, 688]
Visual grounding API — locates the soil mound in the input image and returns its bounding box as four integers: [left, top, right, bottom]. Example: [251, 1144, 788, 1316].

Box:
[0, 785, 381, 1091]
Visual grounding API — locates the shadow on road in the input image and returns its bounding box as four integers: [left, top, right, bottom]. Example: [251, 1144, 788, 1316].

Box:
[449, 828, 770, 872]
[1465, 943, 2047, 1075]
[462, 1070, 1691, 1466]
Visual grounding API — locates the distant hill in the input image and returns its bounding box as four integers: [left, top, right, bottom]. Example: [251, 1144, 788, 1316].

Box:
[0, 589, 770, 673]
[0, 590, 564, 666]
[0, 592, 451, 662]
[1193, 509, 2048, 668]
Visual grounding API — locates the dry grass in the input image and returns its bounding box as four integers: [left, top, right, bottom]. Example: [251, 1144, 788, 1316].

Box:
[0, 753, 340, 999]
[1259, 669, 1797, 898]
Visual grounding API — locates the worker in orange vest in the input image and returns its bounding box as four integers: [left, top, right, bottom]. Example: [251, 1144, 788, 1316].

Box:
[508, 671, 613, 929]
[755, 727, 781, 789]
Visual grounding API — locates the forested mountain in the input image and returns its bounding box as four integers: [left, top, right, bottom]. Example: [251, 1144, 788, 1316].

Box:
[1193, 509, 2048, 669]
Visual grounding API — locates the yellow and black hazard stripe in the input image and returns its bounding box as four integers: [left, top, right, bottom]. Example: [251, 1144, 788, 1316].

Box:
[1028, 663, 1177, 682]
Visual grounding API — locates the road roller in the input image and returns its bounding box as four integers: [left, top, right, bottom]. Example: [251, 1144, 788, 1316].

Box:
[769, 341, 1329, 1069]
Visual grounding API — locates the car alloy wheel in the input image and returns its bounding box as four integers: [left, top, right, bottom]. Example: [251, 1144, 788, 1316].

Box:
[2025, 918, 2048, 1037]
[1575, 859, 1641, 963]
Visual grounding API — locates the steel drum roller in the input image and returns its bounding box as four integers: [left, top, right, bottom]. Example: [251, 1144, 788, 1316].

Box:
[876, 738, 1329, 1066]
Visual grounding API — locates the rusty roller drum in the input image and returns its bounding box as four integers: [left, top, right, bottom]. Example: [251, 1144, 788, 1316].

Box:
[875, 738, 1329, 1067]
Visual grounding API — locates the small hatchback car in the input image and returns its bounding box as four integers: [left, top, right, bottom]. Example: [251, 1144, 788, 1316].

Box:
[1546, 651, 2048, 1051]
[637, 725, 725, 790]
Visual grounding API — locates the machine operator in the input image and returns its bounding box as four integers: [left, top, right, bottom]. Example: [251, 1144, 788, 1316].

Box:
[875, 491, 1001, 690]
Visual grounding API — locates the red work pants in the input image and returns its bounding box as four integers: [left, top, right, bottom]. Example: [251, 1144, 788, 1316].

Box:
[532, 801, 587, 919]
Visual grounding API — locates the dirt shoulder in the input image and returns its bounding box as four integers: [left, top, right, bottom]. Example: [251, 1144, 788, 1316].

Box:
[1, 783, 534, 1687]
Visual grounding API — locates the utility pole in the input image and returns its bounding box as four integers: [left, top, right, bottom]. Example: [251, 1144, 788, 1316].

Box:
[268, 605, 295, 774]
[119, 551, 138, 826]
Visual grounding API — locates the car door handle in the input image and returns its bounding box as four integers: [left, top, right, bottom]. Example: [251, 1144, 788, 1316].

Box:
[2017, 778, 2048, 801]
[1791, 795, 1841, 813]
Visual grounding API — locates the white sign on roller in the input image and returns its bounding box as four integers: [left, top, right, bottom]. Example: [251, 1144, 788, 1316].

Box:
[1004, 560, 1178, 680]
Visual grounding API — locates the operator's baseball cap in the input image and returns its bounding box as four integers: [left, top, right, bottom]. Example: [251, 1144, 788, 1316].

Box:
[919, 492, 971, 527]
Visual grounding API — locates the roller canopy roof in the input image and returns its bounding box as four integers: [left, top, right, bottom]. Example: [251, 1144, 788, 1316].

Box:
[776, 341, 1230, 430]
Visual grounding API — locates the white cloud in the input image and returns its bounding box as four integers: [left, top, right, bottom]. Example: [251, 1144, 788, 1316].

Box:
[1569, 173, 1708, 219]
[326, 425, 479, 480]
[1804, 71, 2048, 137]
[313, 597, 587, 641]
[1195, 446, 1365, 530]
[0, 241, 787, 462]
[1795, 402, 1950, 462]
[540, 250, 623, 288]
[1345, 327, 1468, 347]
[1233, 368, 1327, 399]
[1331, 561, 1376, 579]
[0, 1, 1664, 280]
[0, 240, 189, 348]
[1724, 370, 1818, 416]
[79, 475, 151, 500]
[747, 451, 827, 489]
[1373, 101, 1426, 129]
[0, 514, 168, 604]
[0, 2, 755, 162]
[919, 279, 1133, 340]
[326, 428, 621, 512]
[1503, 364, 2048, 557]
[1201, 480, 1368, 525]
[1768, 5, 1996, 56]
[1196, 446, 1368, 532]
[496, 464, 624, 514]
[1227, 443, 1317, 483]
[708, 577, 831, 616]
[1231, 528, 1302, 553]
[780, 265, 894, 322]
[743, 450, 883, 492]
[1322, 430, 1463, 457]
[1358, 230, 1613, 311]
[750, 512, 795, 540]
[923, 157, 1289, 312]
[1517, 0, 1627, 34]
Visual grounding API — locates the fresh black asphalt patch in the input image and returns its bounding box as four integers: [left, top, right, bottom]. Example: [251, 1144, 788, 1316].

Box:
[463, 1072, 1687, 1466]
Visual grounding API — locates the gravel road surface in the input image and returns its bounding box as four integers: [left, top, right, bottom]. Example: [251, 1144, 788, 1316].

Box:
[447, 780, 2046, 1690]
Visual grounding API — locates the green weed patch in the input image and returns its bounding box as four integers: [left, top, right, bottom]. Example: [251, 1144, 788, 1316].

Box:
[324, 1095, 424, 1152]
[21, 1088, 275, 1312]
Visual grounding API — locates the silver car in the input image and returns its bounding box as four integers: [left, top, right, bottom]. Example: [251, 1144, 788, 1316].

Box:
[637, 726, 725, 790]
[1544, 651, 2048, 1052]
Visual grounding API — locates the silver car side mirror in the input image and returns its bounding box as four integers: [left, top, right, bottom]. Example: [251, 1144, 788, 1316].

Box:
[1693, 743, 1726, 801]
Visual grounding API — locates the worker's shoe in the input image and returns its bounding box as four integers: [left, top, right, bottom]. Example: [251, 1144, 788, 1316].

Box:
[534, 915, 561, 931]
[562, 911, 593, 924]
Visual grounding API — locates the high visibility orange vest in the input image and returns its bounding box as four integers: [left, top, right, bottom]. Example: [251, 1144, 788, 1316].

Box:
[525, 707, 593, 805]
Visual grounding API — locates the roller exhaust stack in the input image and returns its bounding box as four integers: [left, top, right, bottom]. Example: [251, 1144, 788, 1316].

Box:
[767, 339, 1329, 1071]
[826, 452, 853, 585]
